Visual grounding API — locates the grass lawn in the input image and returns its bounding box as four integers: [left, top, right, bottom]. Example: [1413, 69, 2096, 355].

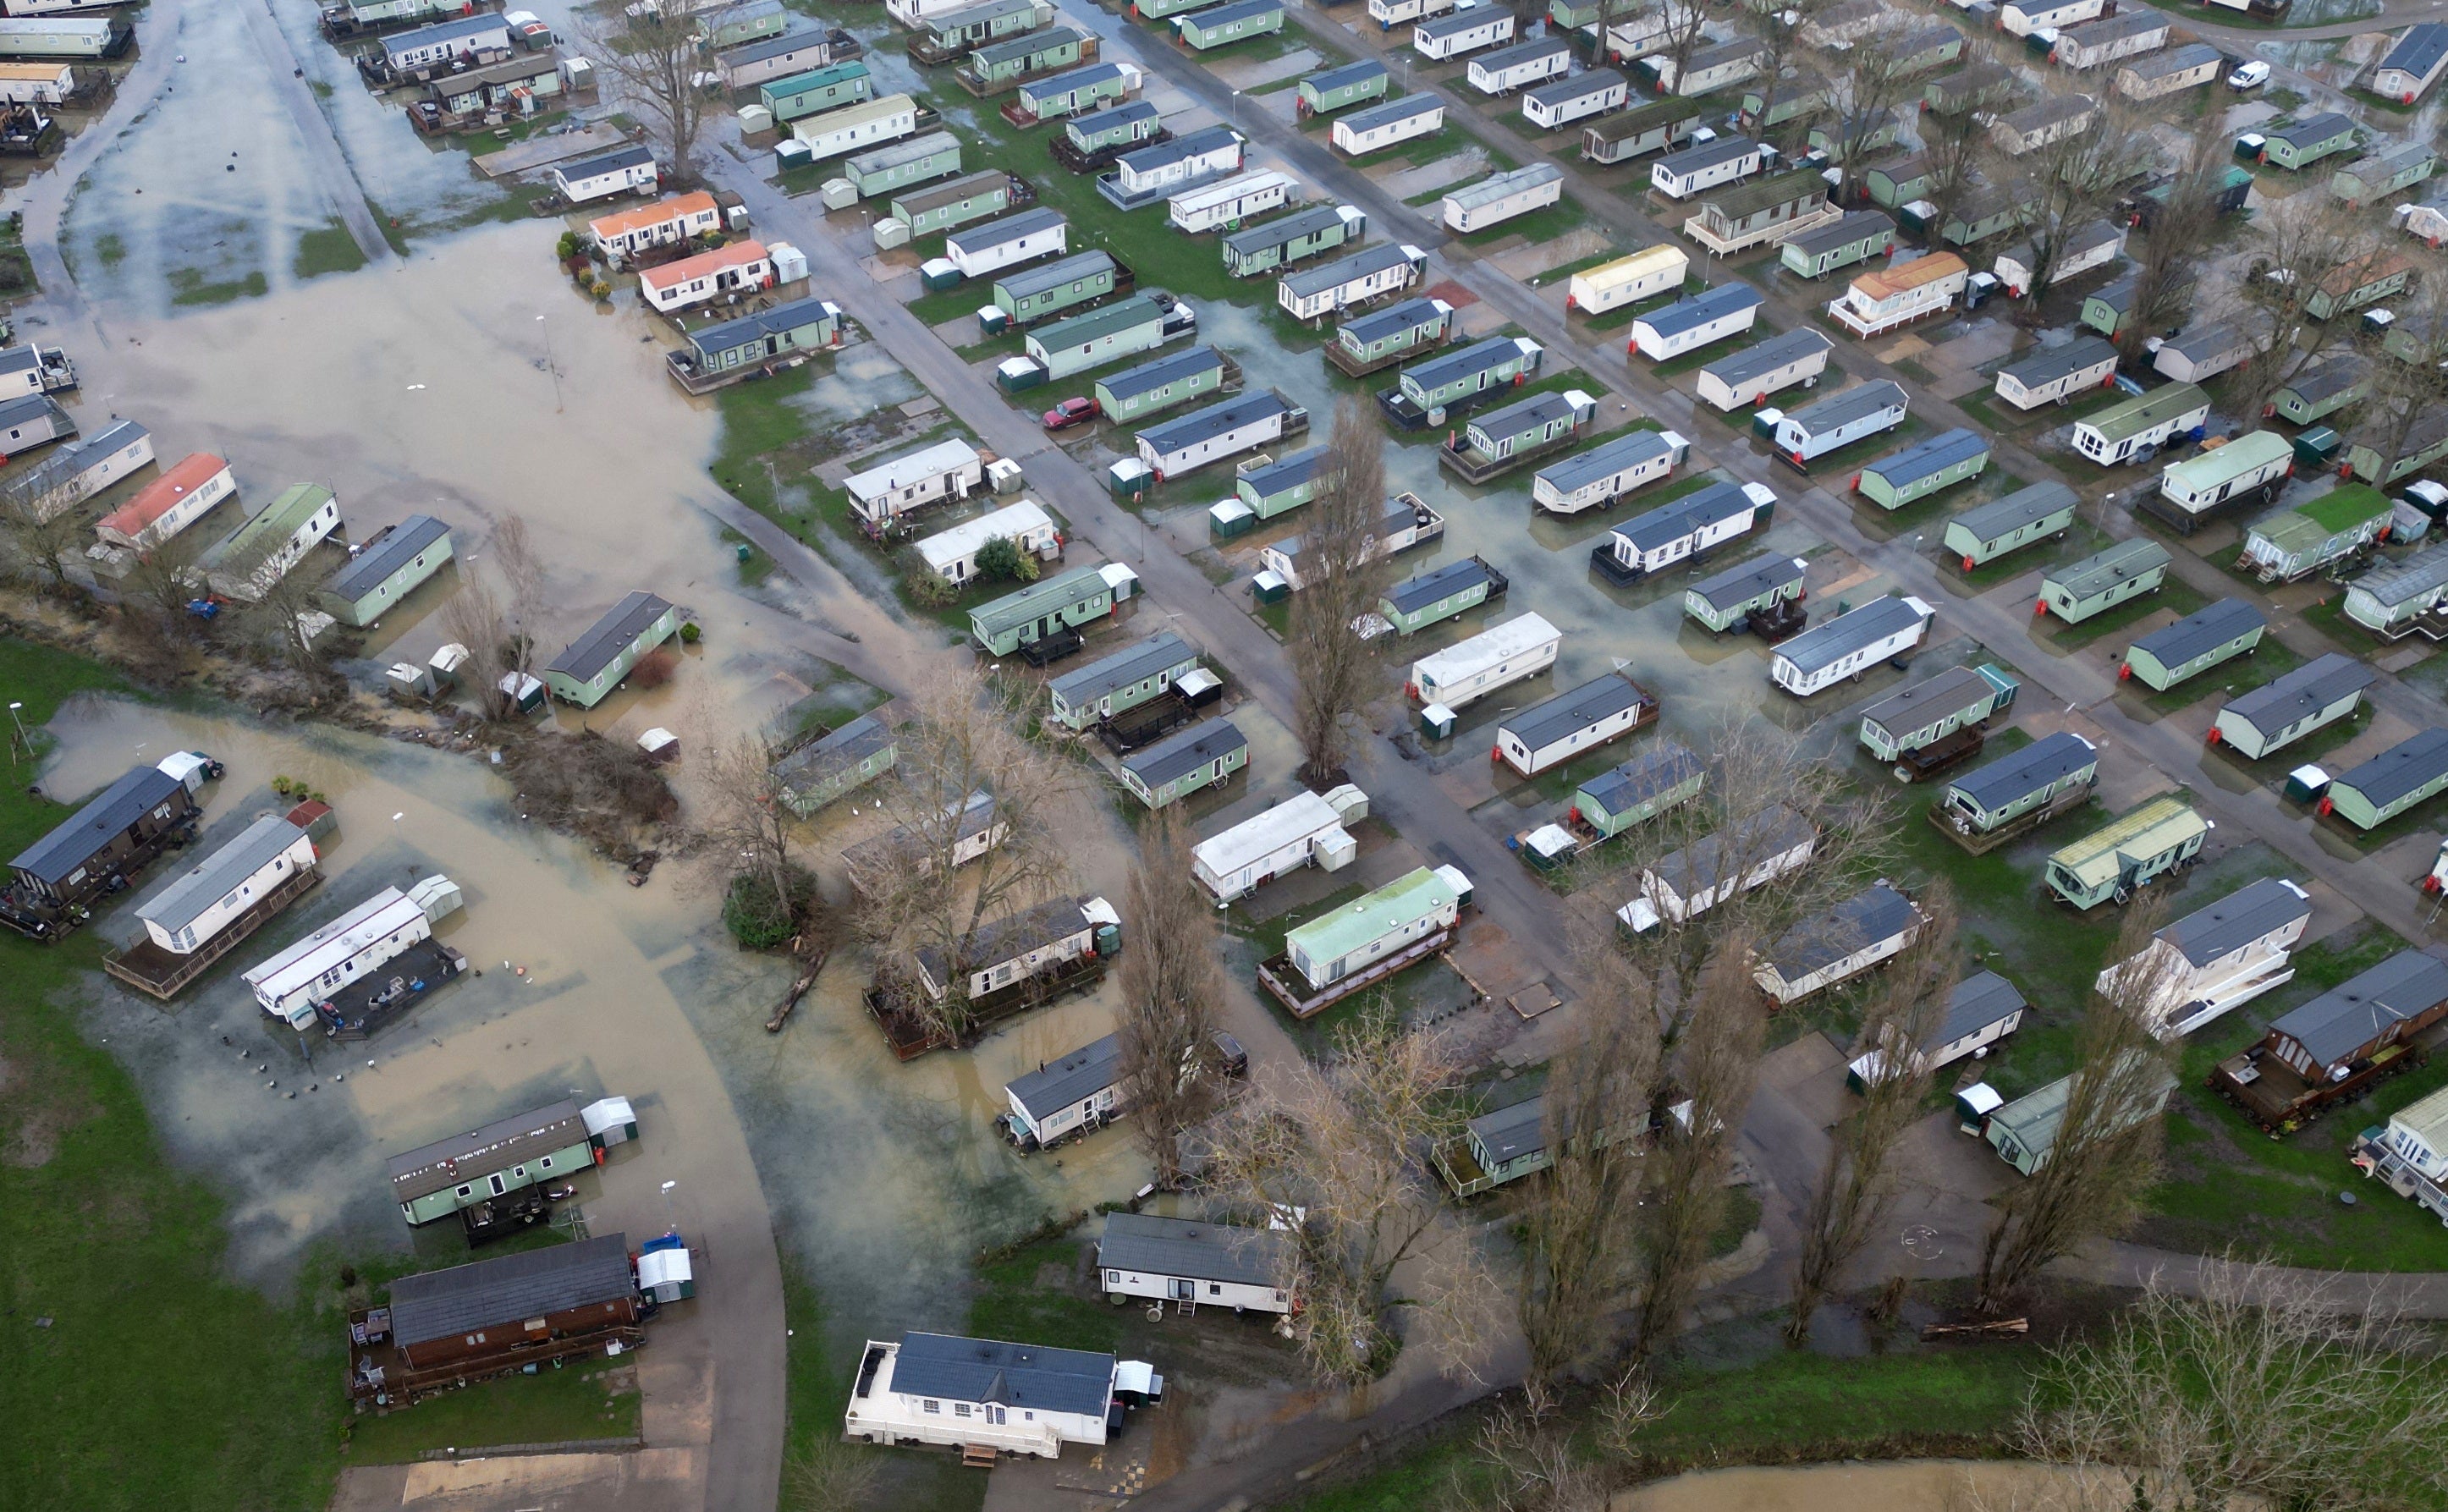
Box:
[2127, 635, 2301, 718]
[341, 1356, 639, 1463]
[1454, 195, 1588, 248]
[1648, 320, 1779, 379]
[0, 638, 343, 1512]
[292, 221, 366, 281]
[2030, 575, 2210, 652]
[1947, 520, 2112, 596]
[969, 1238, 1127, 1354]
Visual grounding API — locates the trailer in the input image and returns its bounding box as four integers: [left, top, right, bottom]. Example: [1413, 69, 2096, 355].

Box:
[1943, 481, 2081, 570]
[1224, 204, 1362, 278]
[1753, 883, 1926, 1006]
[1772, 381, 1908, 470]
[2269, 360, 2368, 426]
[1326, 295, 1452, 376]
[1280, 243, 1427, 322]
[1780, 210, 1897, 279]
[2343, 547, 2448, 640]
[1684, 553, 1807, 635]
[2115, 41, 2224, 99]
[2152, 322, 2253, 385]
[1136, 390, 1301, 479]
[1100, 124, 1242, 206]
[2051, 11, 2168, 69]
[844, 132, 964, 198]
[2148, 431, 2294, 533]
[1494, 671, 1657, 778]
[1332, 94, 1443, 157]
[989, 249, 1126, 328]
[1261, 865, 1470, 1017]
[1857, 663, 2018, 765]
[1174, 0, 1282, 52]
[1934, 731, 2099, 849]
[1443, 389, 1596, 483]
[2239, 484, 2393, 583]
[1857, 428, 1990, 510]
[2321, 728, 2448, 830]
[1413, 7, 1513, 61]
[2209, 652, 2374, 757]
[1629, 283, 1761, 362]
[2071, 383, 2210, 466]
[1581, 96, 1702, 163]
[1444, 164, 1564, 234]
[1696, 330, 1832, 413]
[943, 206, 1066, 280]
[790, 93, 918, 161]
[1828, 253, 1967, 339]
[1524, 69, 1628, 130]
[1615, 803, 1816, 933]
[1651, 137, 1763, 201]
[2039, 537, 2170, 623]
[1169, 169, 1296, 233]
[1592, 480, 1776, 586]
[1381, 335, 1542, 429]
[2000, 0, 2104, 37]
[1532, 426, 1688, 514]
[1770, 596, 1932, 696]
[2121, 597, 2266, 689]
[1407, 612, 1561, 708]
[1120, 718, 1246, 809]
[1379, 555, 1507, 635]
[1298, 59, 1389, 117]
[1566, 245, 1688, 316]
[1517, 739, 1707, 869]
[1466, 35, 1570, 95]
[1994, 336, 2120, 410]
[1994, 221, 2123, 300]
[2046, 795, 2208, 908]
[1649, 37, 1763, 96]
[1191, 789, 1357, 902]
[2209, 950, 2448, 1134]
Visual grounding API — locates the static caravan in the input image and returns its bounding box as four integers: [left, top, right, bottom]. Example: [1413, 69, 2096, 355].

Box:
[1568, 245, 1688, 316]
[1740, 71, 1831, 132]
[553, 144, 657, 205]
[1753, 883, 1925, 1006]
[1408, 613, 1562, 708]
[1939, 731, 2099, 835]
[1449, 390, 1595, 477]
[1384, 335, 1543, 427]
[1235, 447, 1327, 521]
[1468, 35, 1571, 95]
[0, 417, 151, 523]
[1257, 494, 1444, 590]
[1943, 481, 2081, 570]
[1333, 94, 1444, 157]
[1097, 345, 1229, 424]
[1329, 295, 1451, 375]
[1994, 336, 2119, 410]
[0, 394, 72, 459]
[2115, 42, 2222, 101]
[917, 499, 1059, 587]
[1379, 555, 1507, 635]
[943, 207, 1067, 280]
[1494, 672, 1658, 778]
[670, 297, 842, 393]
[386, 1099, 593, 1229]
[245, 886, 432, 1028]
[1652, 137, 1763, 201]
[888, 170, 1010, 237]
[968, 564, 1132, 658]
[1223, 204, 1363, 278]
[1169, 169, 1296, 233]
[1799, 0, 1883, 47]
[94, 453, 234, 551]
[203, 483, 342, 600]
[844, 1332, 1127, 1457]
[1367, 0, 1460, 26]
[790, 94, 920, 162]
[637, 239, 773, 315]
[1629, 283, 1762, 362]
[844, 438, 985, 537]
[2051, 11, 2167, 69]
[381, 14, 511, 75]
[2044, 796, 2208, 909]
[2038, 538, 2169, 623]
[1681, 168, 1835, 256]
[1986, 1055, 2175, 1173]
[2078, 273, 2153, 339]
[1573, 740, 1705, 837]
[905, 0, 1049, 63]
[1772, 381, 1909, 469]
[1991, 94, 2097, 157]
[773, 714, 896, 816]
[2151, 431, 2294, 533]
[1524, 69, 1629, 130]
[1000, 1032, 1122, 1148]
[1651, 38, 1763, 96]
[0, 62, 69, 106]
[1279, 243, 1427, 322]
[2344, 547, 2448, 639]
[1098, 1213, 1290, 1314]
[323, 515, 451, 626]
[122, 813, 318, 983]
[1809, 107, 1906, 163]
[2240, 485, 2393, 582]
[1046, 631, 1197, 730]
[1192, 789, 1355, 903]
[1780, 210, 1896, 279]
[2209, 951, 2448, 1134]
[2321, 727, 2448, 831]
[543, 591, 678, 708]
[1120, 718, 1246, 809]
[2256, 113, 2358, 171]
[1136, 392, 1296, 478]
[1769, 596, 1933, 697]
[1828, 253, 1967, 339]
[1892, 23, 1967, 76]
[1602, 3, 1696, 60]
[702, 0, 790, 51]
[587, 191, 722, 267]
[956, 25, 1089, 93]
[1999, 0, 2103, 36]
[1582, 96, 1703, 163]
[1684, 553, 1807, 634]
[2373, 21, 2448, 104]
[1414, 8, 1513, 62]
[1532, 426, 1688, 514]
[1857, 428, 1989, 510]
[2099, 876, 2313, 1036]
[1857, 663, 2018, 763]
[2270, 360, 2367, 426]
[1994, 221, 2123, 299]
[760, 60, 872, 123]
[1015, 62, 1129, 123]
[1934, 185, 2027, 250]
[1444, 164, 1565, 234]
[1853, 971, 2027, 1086]
[1615, 803, 1817, 933]
[2072, 383, 2211, 466]
[0, 14, 124, 58]
[2152, 323, 2254, 385]
[1176, 0, 1285, 51]
[1697, 329, 1833, 412]
[2344, 411, 2448, 487]
[992, 249, 1120, 326]
[1105, 126, 1244, 201]
[1298, 59, 1389, 118]
[2209, 652, 2374, 757]
[1061, 99, 1163, 162]
[1023, 297, 1167, 382]
[1593, 480, 1776, 584]
[2121, 597, 2266, 689]
[2305, 251, 2418, 319]
[1864, 155, 1935, 209]
[1264, 866, 1467, 1016]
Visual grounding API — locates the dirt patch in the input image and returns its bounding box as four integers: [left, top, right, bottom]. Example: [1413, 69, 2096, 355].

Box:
[1425, 279, 1478, 308]
[0, 1047, 101, 1168]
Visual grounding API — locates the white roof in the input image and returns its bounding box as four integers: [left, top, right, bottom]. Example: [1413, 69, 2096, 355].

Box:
[1194, 790, 1345, 876]
[1411, 612, 1560, 685]
[582, 1095, 636, 1137]
[242, 888, 421, 1003]
[916, 499, 1053, 573]
[843, 438, 983, 504]
[637, 1245, 694, 1290]
[1097, 562, 1141, 595]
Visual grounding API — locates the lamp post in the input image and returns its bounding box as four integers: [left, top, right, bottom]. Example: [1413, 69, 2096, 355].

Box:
[536, 313, 562, 413]
[5, 701, 22, 768]
[660, 1178, 679, 1235]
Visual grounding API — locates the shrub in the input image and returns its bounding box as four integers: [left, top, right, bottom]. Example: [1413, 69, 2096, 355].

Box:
[904, 567, 959, 608]
[723, 865, 817, 950]
[556, 231, 583, 261]
[975, 534, 1040, 584]
[589, 278, 612, 300]
[679, 620, 701, 644]
[628, 648, 677, 690]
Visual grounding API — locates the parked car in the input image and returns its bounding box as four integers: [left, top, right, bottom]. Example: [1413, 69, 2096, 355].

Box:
[1042, 396, 1099, 431]
[2227, 60, 2271, 91]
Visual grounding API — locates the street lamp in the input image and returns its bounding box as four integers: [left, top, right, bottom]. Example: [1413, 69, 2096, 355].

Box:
[1232, 89, 1242, 131]
[660, 1179, 678, 1234]
[536, 313, 562, 414]
[5, 701, 22, 767]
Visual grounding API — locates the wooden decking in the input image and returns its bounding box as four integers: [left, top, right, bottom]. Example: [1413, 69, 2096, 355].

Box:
[1926, 782, 2096, 856]
[866, 953, 1109, 1060]
[1257, 927, 1454, 1018]
[101, 866, 323, 1001]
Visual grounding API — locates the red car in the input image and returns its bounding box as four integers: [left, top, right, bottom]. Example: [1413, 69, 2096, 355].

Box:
[1042, 397, 1099, 431]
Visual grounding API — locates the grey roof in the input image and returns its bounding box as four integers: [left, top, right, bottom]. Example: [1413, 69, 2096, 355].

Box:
[1467, 1095, 1548, 1163]
[1785, 209, 1895, 259]
[2161, 322, 2251, 366]
[1007, 1031, 1123, 1119]
[1116, 124, 1240, 176]
[2269, 112, 2356, 151]
[2334, 728, 2448, 810]
[1649, 803, 1813, 899]
[1501, 672, 1651, 753]
[1137, 392, 1287, 454]
[1098, 344, 1224, 401]
[1538, 427, 1677, 497]
[136, 814, 305, 937]
[1023, 60, 1124, 96]
[2057, 11, 2165, 46]
[0, 392, 65, 435]
[1582, 739, 1701, 814]
[1447, 163, 1563, 212]
[387, 12, 509, 57]
[1953, 481, 2081, 545]
[2160, 877, 2312, 968]
[1947, 731, 2095, 812]
[1702, 328, 1833, 388]
[1615, 480, 1756, 555]
[1474, 35, 1571, 71]
[690, 294, 836, 355]
[1864, 428, 1988, 489]
[1895, 22, 1962, 56]
[972, 24, 1086, 66]
[774, 712, 893, 789]
[1124, 717, 1245, 788]
[2221, 652, 2375, 739]
[560, 143, 656, 179]
[2351, 547, 2448, 612]
[1419, 5, 1509, 37]
[2280, 360, 2366, 408]
[1307, 59, 1387, 93]
[1655, 135, 1760, 179]
[387, 1234, 635, 1350]
[1184, 0, 1280, 25]
[2124, 42, 2223, 80]
[1526, 69, 1626, 108]
[546, 591, 672, 684]
[2129, 597, 2265, 668]
[948, 206, 1065, 256]
[891, 1332, 1114, 1417]
[923, 893, 1092, 987]
[1688, 552, 1806, 611]
[1472, 390, 1582, 440]
[1774, 595, 1926, 676]
[723, 25, 838, 65]
[1639, 283, 1763, 341]
[1763, 882, 1918, 980]
[328, 514, 450, 602]
[2, 418, 146, 509]
[1239, 446, 1323, 498]
[1097, 1212, 1286, 1288]
[1859, 665, 2005, 738]
[1342, 296, 1445, 346]
[1224, 203, 1349, 258]
[1051, 631, 1197, 707]
[1782, 380, 1907, 437]
[1386, 556, 1495, 614]
[2380, 22, 2448, 80]
[1935, 970, 2027, 1047]
[997, 249, 1115, 300]
[1999, 336, 2118, 391]
[386, 1099, 587, 1201]
[1070, 97, 1159, 135]
[1284, 243, 1418, 300]
[1681, 37, 1765, 70]
[12, 766, 185, 885]
[2271, 949, 2448, 1069]
[1997, 94, 2096, 138]
[1340, 93, 1442, 133]
[1404, 335, 1534, 392]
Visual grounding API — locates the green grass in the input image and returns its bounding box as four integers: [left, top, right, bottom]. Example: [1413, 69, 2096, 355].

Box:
[341, 1357, 639, 1463]
[711, 362, 821, 522]
[292, 221, 366, 281]
[1454, 195, 1588, 248]
[168, 268, 271, 307]
[1648, 320, 1780, 378]
[2129, 635, 2300, 718]
[0, 639, 343, 1511]
[967, 1239, 1126, 1354]
[1948, 520, 2111, 595]
[2031, 575, 2210, 652]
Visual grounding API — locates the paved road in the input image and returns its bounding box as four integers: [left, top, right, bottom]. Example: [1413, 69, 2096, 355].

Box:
[239, 0, 398, 268]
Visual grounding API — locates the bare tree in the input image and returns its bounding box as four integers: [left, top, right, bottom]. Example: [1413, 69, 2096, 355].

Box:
[0, 469, 89, 598]
[439, 570, 515, 721]
[119, 529, 211, 657]
[702, 729, 821, 948]
[1115, 808, 1226, 1188]
[1206, 1004, 1476, 1386]
[2222, 195, 2397, 425]
[2353, 277, 2448, 487]
[784, 1437, 880, 1512]
[1973, 904, 2179, 1312]
[2006, 97, 2159, 310]
[580, 7, 711, 184]
[1742, 1, 1828, 144]
[1812, 45, 1919, 185]
[2016, 1260, 2448, 1512]
[1917, 49, 2018, 241]
[1784, 886, 1959, 1343]
[853, 669, 1076, 1046]
[1648, 0, 1714, 102]
[2117, 108, 2228, 367]
[1287, 396, 1392, 786]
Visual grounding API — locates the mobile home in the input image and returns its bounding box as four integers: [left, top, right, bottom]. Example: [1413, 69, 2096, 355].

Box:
[1379, 555, 1506, 635]
[1573, 740, 1705, 837]
[1467, 34, 1570, 94]
[1279, 243, 1427, 322]
[1697, 329, 1834, 411]
[844, 1332, 1130, 1456]
[1582, 96, 1702, 163]
[586, 190, 722, 267]
[636, 239, 773, 314]
[1628, 283, 1761, 362]
[1494, 672, 1658, 778]
[1136, 392, 1297, 478]
[1990, 94, 2098, 157]
[2269, 360, 2368, 426]
[844, 438, 986, 537]
[2051, 11, 2167, 69]
[2100, 877, 2313, 1035]
[791, 93, 920, 161]
[759, 60, 872, 123]
[0, 418, 151, 523]
[2121, 597, 2266, 689]
[2115, 42, 2223, 100]
[1414, 7, 1513, 61]
[1532, 426, 1688, 514]
[1857, 664, 2018, 762]
[1852, 971, 2027, 1086]
[1408, 613, 1562, 709]
[2071, 383, 2210, 466]
[2255, 113, 2358, 171]
[2151, 431, 2293, 533]
[1176, 0, 1284, 51]
[1567, 245, 1687, 316]
[1683, 553, 1807, 634]
[1939, 732, 2098, 836]
[1941, 482, 2082, 571]
[1022, 296, 1166, 382]
[2209, 652, 2374, 757]
[944, 207, 1067, 280]
[1615, 804, 1816, 933]
[2239, 485, 2393, 582]
[1994, 221, 2123, 300]
[2322, 728, 2448, 830]
[1443, 164, 1565, 234]
[2332, 141, 2436, 207]
[1985, 1056, 2174, 1173]
[969, 564, 1130, 657]
[2373, 21, 2448, 103]
[94, 453, 234, 551]
[1328, 296, 1451, 376]
[324, 514, 451, 626]
[1062, 100, 1161, 161]
[916, 498, 1058, 586]
[1120, 718, 1246, 808]
[543, 592, 678, 708]
[1780, 210, 1896, 279]
[1104, 125, 1242, 200]
[1592, 480, 1775, 584]
[1097, 1212, 1290, 1313]
[1994, 336, 2119, 410]
[1016, 62, 1130, 123]
[1827, 253, 1966, 339]
[1096, 345, 1229, 424]
[1169, 169, 1296, 233]
[2044, 796, 2208, 909]
[1771, 381, 1909, 468]
[1651, 37, 1763, 96]
[2038, 538, 2169, 623]
[992, 249, 1121, 326]
[1191, 789, 1356, 903]
[889, 171, 1011, 237]
[958, 25, 1088, 91]
[1651, 136, 1763, 201]
[1681, 168, 1835, 256]
[1263, 866, 1467, 1015]
[2000, 0, 2104, 36]
[1769, 596, 1933, 696]
[1384, 335, 1541, 427]
[244, 885, 433, 1028]
[1332, 94, 1443, 157]
[553, 144, 657, 205]
[2152, 323, 2254, 385]
[1752, 883, 1925, 1006]
[388, 1100, 594, 1227]
[2343, 547, 2448, 639]
[1298, 59, 1389, 117]
[2343, 412, 2448, 487]
[1223, 204, 1363, 278]
[1525, 69, 1629, 129]
[1855, 428, 1989, 509]
[773, 714, 896, 816]
[202, 483, 342, 600]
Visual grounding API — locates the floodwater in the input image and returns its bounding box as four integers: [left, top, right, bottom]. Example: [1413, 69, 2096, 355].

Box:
[1615, 1460, 2119, 1512]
